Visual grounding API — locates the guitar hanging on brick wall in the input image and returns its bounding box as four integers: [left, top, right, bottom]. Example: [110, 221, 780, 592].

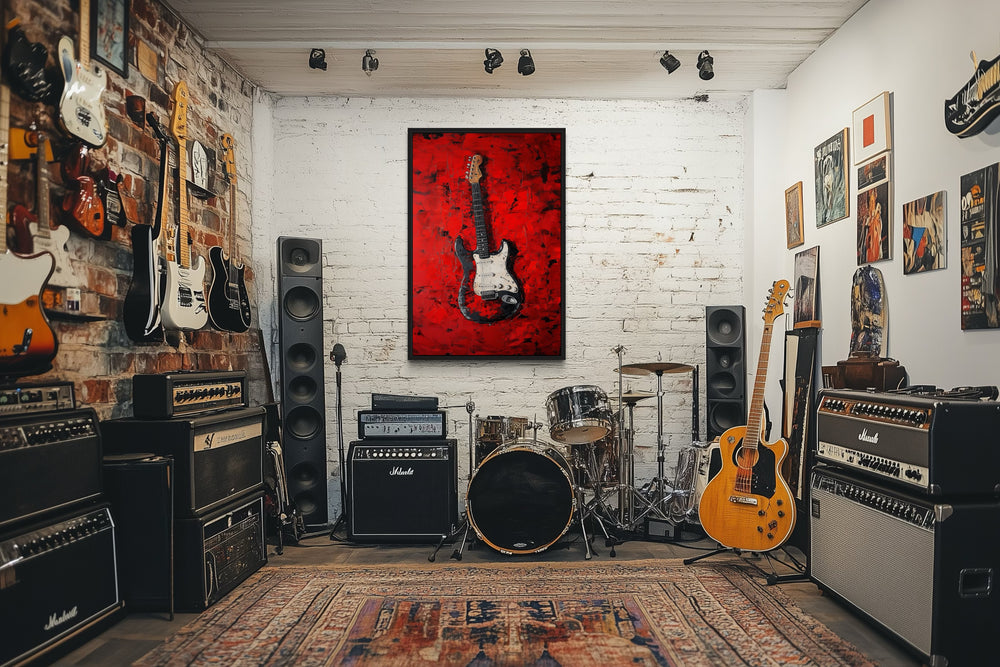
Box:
[123, 113, 171, 343]
[60, 142, 106, 238]
[0, 80, 57, 377]
[160, 80, 207, 332]
[207, 134, 252, 332]
[56, 0, 107, 147]
[453, 154, 523, 323]
[698, 280, 796, 552]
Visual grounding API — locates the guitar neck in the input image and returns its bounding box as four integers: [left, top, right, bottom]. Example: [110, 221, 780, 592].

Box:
[469, 181, 491, 252]
[35, 136, 52, 241]
[176, 136, 191, 268]
[229, 174, 238, 265]
[744, 321, 774, 449]
[79, 0, 92, 69]
[977, 59, 1000, 101]
[0, 85, 9, 255]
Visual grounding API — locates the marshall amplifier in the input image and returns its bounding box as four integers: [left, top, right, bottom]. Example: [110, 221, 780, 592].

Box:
[101, 406, 265, 517]
[810, 466, 999, 665]
[132, 370, 247, 418]
[0, 408, 102, 530]
[0, 504, 123, 666]
[348, 439, 458, 542]
[174, 490, 267, 611]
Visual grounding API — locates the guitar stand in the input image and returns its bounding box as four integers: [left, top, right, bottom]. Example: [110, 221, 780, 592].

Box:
[428, 514, 473, 562]
[684, 544, 808, 586]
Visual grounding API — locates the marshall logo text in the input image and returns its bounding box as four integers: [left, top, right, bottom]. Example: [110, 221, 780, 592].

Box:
[858, 428, 879, 444]
[389, 466, 415, 476]
[44, 606, 78, 631]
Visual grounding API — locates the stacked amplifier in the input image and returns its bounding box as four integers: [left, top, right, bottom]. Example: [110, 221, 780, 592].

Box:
[0, 380, 123, 666]
[100, 371, 267, 611]
[348, 394, 458, 542]
[811, 387, 1000, 666]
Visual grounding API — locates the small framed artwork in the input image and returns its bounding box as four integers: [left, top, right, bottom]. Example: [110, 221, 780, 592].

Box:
[785, 181, 804, 249]
[409, 128, 565, 358]
[902, 191, 947, 274]
[92, 0, 130, 77]
[792, 245, 820, 328]
[857, 154, 891, 265]
[853, 91, 891, 164]
[814, 129, 849, 227]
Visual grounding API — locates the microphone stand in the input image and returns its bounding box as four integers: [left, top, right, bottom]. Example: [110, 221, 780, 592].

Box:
[329, 346, 347, 539]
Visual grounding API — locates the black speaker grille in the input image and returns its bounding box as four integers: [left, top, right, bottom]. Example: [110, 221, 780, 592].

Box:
[705, 305, 746, 439]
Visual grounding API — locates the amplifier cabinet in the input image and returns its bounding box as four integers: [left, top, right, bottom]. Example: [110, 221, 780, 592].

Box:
[0, 504, 123, 666]
[348, 439, 458, 542]
[101, 406, 265, 517]
[174, 490, 267, 611]
[810, 466, 999, 665]
[0, 408, 102, 530]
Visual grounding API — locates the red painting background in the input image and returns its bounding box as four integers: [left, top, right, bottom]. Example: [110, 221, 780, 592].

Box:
[409, 130, 565, 357]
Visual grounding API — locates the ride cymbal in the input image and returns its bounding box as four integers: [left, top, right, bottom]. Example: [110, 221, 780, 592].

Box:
[618, 362, 694, 375]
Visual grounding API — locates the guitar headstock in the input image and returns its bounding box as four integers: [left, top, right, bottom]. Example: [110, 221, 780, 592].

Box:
[466, 154, 483, 184]
[147, 112, 168, 142]
[763, 279, 791, 324]
[170, 81, 189, 143]
[221, 134, 236, 185]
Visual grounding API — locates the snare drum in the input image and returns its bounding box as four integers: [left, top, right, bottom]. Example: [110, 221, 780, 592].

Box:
[545, 385, 612, 444]
[475, 416, 529, 463]
[466, 440, 576, 555]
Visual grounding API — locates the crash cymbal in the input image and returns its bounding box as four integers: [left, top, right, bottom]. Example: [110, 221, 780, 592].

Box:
[618, 362, 695, 376]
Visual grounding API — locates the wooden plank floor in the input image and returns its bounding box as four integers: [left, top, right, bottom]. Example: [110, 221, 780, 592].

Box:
[50, 525, 920, 666]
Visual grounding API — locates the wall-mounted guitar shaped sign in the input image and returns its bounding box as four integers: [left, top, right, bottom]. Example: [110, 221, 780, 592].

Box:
[698, 280, 796, 553]
[453, 154, 523, 323]
[57, 0, 107, 147]
[0, 82, 57, 377]
[10, 131, 82, 288]
[160, 80, 207, 332]
[945, 50, 1000, 138]
[123, 113, 171, 343]
[207, 134, 252, 332]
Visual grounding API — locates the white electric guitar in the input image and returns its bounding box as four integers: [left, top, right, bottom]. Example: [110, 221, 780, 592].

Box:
[57, 0, 108, 147]
[23, 133, 82, 288]
[160, 80, 207, 331]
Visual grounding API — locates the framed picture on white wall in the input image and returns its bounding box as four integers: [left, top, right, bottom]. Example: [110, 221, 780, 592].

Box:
[814, 129, 849, 227]
[852, 92, 891, 165]
[785, 181, 804, 249]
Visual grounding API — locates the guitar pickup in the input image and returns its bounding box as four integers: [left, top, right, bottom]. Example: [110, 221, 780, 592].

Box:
[728, 495, 758, 506]
[480, 290, 498, 301]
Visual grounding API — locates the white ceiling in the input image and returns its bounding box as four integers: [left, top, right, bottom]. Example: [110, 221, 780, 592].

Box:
[164, 1, 869, 99]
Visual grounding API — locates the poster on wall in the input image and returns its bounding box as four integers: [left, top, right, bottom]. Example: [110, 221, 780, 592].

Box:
[852, 91, 891, 165]
[785, 181, 804, 249]
[792, 245, 820, 328]
[857, 153, 891, 265]
[902, 191, 947, 274]
[408, 129, 565, 358]
[960, 162, 1000, 330]
[814, 128, 849, 227]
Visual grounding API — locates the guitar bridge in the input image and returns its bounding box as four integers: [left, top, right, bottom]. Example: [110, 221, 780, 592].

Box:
[729, 495, 758, 506]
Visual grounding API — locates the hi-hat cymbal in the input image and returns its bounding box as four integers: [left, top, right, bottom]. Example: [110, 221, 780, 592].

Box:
[618, 362, 694, 376]
[610, 390, 655, 404]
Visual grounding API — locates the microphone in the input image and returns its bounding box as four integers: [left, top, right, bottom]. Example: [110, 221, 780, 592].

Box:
[330, 343, 347, 367]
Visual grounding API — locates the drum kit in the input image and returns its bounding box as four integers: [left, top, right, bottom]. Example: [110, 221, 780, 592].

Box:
[455, 352, 699, 560]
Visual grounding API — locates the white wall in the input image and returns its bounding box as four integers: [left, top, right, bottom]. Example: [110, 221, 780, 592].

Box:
[751, 0, 1000, 396]
[252, 96, 748, 514]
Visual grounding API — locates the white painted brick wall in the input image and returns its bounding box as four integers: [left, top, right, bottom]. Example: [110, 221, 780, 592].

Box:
[251, 95, 747, 517]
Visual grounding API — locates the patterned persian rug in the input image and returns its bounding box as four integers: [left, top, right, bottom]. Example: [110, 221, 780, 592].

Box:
[135, 559, 875, 666]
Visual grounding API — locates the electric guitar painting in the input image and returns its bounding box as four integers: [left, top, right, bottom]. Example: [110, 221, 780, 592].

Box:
[57, 0, 108, 147]
[207, 134, 252, 332]
[0, 84, 57, 377]
[160, 81, 208, 332]
[698, 280, 796, 552]
[454, 154, 523, 323]
[945, 50, 1000, 138]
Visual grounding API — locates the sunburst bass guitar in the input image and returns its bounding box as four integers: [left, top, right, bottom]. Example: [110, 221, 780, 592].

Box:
[698, 280, 795, 552]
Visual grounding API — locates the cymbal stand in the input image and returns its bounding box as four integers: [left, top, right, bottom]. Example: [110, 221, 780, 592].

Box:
[429, 399, 475, 562]
[618, 395, 669, 528]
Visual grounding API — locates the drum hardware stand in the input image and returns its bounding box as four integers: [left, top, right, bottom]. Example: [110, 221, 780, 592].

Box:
[429, 399, 476, 562]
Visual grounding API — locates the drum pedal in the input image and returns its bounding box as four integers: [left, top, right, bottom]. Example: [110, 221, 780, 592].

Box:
[644, 517, 677, 542]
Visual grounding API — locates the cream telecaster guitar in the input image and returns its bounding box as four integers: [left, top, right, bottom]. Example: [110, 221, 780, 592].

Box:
[57, 0, 107, 147]
[160, 81, 207, 331]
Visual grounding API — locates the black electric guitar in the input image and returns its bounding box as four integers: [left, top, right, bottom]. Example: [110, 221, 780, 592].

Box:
[698, 280, 796, 552]
[945, 50, 1000, 138]
[122, 113, 170, 343]
[207, 134, 252, 332]
[453, 154, 523, 323]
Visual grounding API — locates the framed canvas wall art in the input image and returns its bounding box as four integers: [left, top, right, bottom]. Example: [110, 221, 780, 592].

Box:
[814, 129, 849, 227]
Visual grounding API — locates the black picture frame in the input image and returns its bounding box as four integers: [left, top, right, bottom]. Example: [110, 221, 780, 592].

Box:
[92, 0, 130, 78]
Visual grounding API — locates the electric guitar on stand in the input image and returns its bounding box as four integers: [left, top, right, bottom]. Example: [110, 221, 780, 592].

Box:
[207, 134, 252, 332]
[56, 0, 107, 147]
[454, 154, 523, 323]
[160, 81, 207, 332]
[698, 280, 796, 552]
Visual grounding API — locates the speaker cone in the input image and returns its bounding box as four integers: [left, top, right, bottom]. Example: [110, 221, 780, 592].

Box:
[286, 406, 322, 440]
[283, 286, 320, 321]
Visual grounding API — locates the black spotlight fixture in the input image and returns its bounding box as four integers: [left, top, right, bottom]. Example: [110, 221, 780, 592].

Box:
[362, 49, 378, 75]
[517, 49, 535, 76]
[659, 50, 681, 74]
[484, 48, 504, 74]
[308, 48, 327, 71]
[697, 50, 714, 80]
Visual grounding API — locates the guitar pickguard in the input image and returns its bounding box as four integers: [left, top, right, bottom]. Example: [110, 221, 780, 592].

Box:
[161, 257, 208, 331]
[455, 237, 524, 324]
[725, 432, 778, 498]
[27, 222, 81, 288]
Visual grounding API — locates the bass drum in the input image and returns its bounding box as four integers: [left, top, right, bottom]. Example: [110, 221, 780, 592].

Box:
[466, 441, 576, 555]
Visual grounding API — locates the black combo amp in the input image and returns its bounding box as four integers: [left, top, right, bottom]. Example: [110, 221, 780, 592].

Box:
[100, 406, 265, 517]
[0, 408, 103, 530]
[810, 466, 998, 665]
[348, 439, 458, 542]
[174, 490, 267, 611]
[0, 504, 123, 665]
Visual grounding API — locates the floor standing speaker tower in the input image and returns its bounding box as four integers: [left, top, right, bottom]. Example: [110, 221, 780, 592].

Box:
[277, 236, 328, 529]
[705, 305, 746, 440]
